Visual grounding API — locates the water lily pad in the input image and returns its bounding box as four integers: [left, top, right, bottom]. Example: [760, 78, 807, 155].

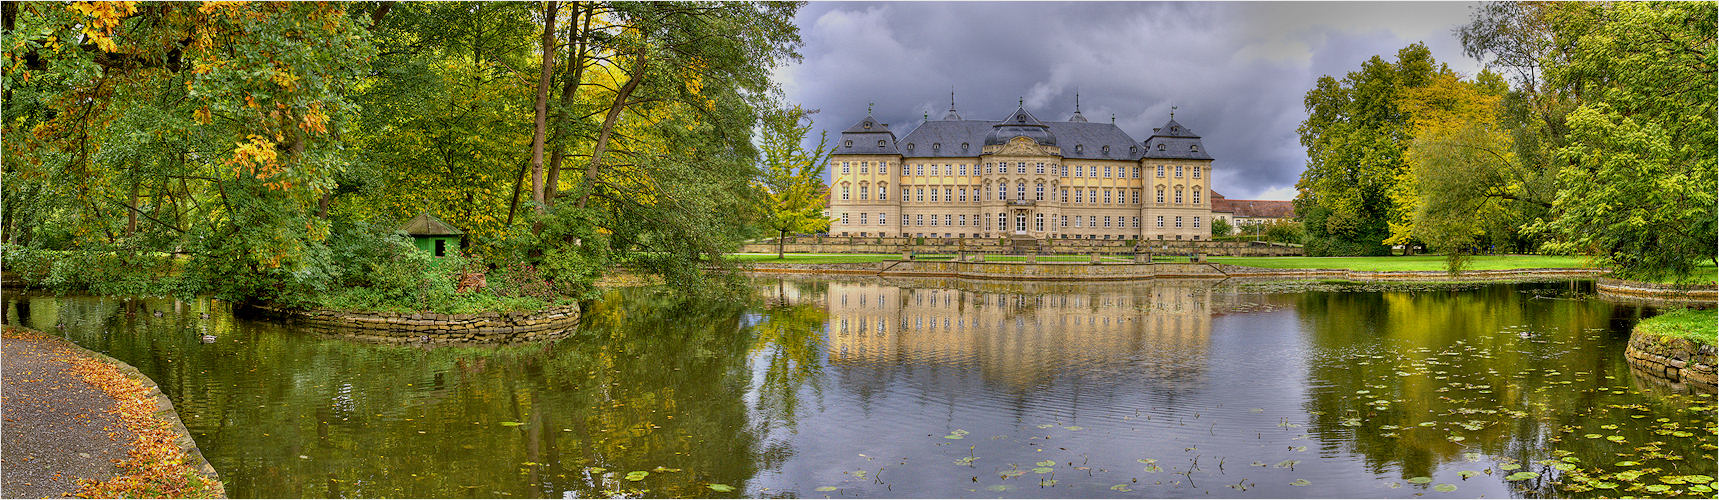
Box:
[1433, 483, 1457, 492]
[1605, 435, 1626, 443]
[1644, 484, 1671, 493]
[1499, 463, 1521, 471]
[1615, 470, 1644, 481]
[1290, 479, 1311, 487]
[814, 486, 838, 492]
[944, 434, 964, 439]
[1584, 433, 1603, 439]
[1274, 460, 1301, 468]
[1615, 460, 1640, 467]
[1036, 424, 1055, 429]
[499, 421, 525, 427]
[953, 456, 978, 466]
[1136, 458, 1156, 465]
[1457, 470, 1479, 479]
[708, 484, 735, 492]
[1408, 477, 1432, 484]
[1504, 471, 1539, 481]
[585, 467, 607, 474]
[1032, 467, 1054, 474]
[1660, 476, 1688, 485]
[1591, 481, 1618, 489]
[625, 470, 649, 481]
[1063, 426, 1083, 431]
[1111, 484, 1133, 492]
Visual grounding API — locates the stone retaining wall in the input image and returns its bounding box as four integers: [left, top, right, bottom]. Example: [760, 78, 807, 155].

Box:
[739, 237, 1302, 256]
[1596, 278, 1717, 305]
[1625, 328, 1717, 394]
[237, 303, 580, 344]
[742, 262, 1603, 283]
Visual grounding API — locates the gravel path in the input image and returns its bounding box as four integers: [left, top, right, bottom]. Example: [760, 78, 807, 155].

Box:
[2, 329, 134, 499]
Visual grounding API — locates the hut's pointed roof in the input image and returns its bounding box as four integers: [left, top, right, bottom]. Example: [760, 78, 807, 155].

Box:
[399, 212, 463, 236]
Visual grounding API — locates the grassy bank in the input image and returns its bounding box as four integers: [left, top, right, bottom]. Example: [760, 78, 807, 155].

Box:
[1635, 309, 1718, 345]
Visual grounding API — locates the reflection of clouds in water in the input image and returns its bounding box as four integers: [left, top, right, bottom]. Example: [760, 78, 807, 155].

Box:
[809, 278, 1222, 395]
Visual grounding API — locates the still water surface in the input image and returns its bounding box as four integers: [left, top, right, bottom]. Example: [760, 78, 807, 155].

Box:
[5, 278, 1714, 498]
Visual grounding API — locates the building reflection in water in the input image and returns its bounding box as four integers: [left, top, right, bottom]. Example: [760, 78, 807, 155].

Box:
[777, 277, 1231, 399]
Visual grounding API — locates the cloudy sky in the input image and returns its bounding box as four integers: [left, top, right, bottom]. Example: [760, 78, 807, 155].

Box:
[776, 1, 1487, 200]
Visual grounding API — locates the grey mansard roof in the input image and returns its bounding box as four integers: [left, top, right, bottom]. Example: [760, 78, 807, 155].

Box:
[1141, 118, 1213, 160]
[836, 115, 900, 155]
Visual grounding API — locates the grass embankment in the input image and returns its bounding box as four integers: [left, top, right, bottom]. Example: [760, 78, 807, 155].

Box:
[1635, 309, 1718, 345]
[728, 253, 1599, 271]
[1618, 263, 1718, 286]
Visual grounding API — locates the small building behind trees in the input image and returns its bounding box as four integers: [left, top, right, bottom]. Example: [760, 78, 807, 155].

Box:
[398, 213, 464, 257]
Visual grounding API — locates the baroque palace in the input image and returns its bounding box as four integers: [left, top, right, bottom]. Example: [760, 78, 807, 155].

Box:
[828, 97, 1214, 241]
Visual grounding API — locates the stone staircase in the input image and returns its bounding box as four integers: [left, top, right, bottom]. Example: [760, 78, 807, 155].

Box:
[1007, 235, 1039, 255]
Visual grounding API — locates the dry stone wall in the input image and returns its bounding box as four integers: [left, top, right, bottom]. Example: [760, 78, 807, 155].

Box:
[238, 303, 580, 344]
[1626, 328, 1717, 394]
[1596, 278, 1718, 305]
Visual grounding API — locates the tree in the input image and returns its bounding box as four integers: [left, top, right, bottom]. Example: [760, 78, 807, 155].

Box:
[1209, 217, 1232, 238]
[1533, 2, 1716, 281]
[754, 106, 833, 259]
[1294, 44, 1441, 256]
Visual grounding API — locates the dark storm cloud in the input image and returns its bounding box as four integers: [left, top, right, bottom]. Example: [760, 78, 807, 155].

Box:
[778, 1, 1482, 200]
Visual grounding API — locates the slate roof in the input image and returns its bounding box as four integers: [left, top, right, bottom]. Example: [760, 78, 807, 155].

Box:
[399, 212, 463, 236]
[837, 115, 900, 155]
[896, 108, 1146, 160]
[898, 120, 993, 157]
[1048, 121, 1142, 160]
[984, 106, 1057, 147]
[1142, 118, 1213, 160]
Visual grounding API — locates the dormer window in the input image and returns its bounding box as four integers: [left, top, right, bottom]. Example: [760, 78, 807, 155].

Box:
[932, 143, 941, 153]
[1190, 145, 1199, 152]
[863, 122, 872, 130]
[1157, 144, 1165, 151]
[878, 139, 886, 148]
[906, 143, 915, 152]
[961, 142, 969, 152]
[845, 140, 853, 148]
[1101, 145, 1110, 154]
[1016, 115, 1026, 123]
[1130, 146, 1138, 155]
[1075, 144, 1084, 153]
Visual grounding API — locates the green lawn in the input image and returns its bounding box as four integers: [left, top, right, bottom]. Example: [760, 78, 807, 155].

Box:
[1208, 255, 1601, 272]
[1635, 309, 1717, 345]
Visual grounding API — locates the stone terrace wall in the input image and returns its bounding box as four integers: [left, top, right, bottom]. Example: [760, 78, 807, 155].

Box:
[1596, 278, 1718, 305]
[738, 237, 1302, 256]
[875, 260, 1226, 281]
[238, 303, 580, 344]
[1626, 327, 1717, 394]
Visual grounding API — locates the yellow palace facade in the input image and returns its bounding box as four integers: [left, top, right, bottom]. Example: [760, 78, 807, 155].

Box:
[827, 98, 1216, 241]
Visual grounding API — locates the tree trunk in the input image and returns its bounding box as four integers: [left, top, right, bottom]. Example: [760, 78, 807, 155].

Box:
[545, 2, 590, 208]
[778, 229, 786, 259]
[506, 158, 530, 225]
[577, 48, 647, 209]
[528, 0, 559, 206]
[127, 177, 139, 236]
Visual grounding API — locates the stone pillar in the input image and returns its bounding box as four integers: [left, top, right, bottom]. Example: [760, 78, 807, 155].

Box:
[1091, 252, 1102, 264]
[973, 253, 985, 262]
[1135, 252, 1150, 264]
[1027, 252, 1037, 263]
[901, 246, 913, 261]
[1193, 253, 1206, 263]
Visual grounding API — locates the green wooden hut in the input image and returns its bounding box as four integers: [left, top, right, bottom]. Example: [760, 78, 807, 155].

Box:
[399, 212, 464, 257]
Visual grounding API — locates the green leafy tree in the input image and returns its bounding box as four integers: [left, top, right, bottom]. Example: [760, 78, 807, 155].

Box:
[755, 106, 833, 258]
[1209, 217, 1232, 238]
[1294, 44, 1441, 256]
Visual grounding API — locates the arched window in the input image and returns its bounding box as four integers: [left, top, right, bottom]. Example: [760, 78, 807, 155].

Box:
[878, 139, 886, 148]
[1101, 145, 1110, 155]
[1157, 143, 1165, 151]
[961, 142, 969, 152]
[845, 140, 853, 148]
[1016, 182, 1026, 200]
[933, 143, 942, 153]
[906, 143, 915, 152]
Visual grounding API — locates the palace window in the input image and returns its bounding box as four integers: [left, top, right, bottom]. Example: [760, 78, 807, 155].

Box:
[916, 214, 924, 226]
[930, 215, 937, 226]
[1036, 163, 1045, 174]
[1193, 190, 1201, 204]
[1194, 216, 1202, 228]
[1089, 216, 1097, 228]
[1176, 165, 1184, 177]
[943, 188, 951, 202]
[961, 142, 970, 152]
[845, 140, 853, 148]
[1132, 216, 1140, 228]
[1132, 190, 1140, 204]
[1105, 166, 1113, 178]
[841, 213, 849, 224]
[879, 185, 888, 200]
[998, 184, 1006, 200]
[985, 163, 992, 174]
[1157, 187, 1165, 203]
[860, 213, 868, 225]
[944, 214, 952, 226]
[1104, 216, 1112, 228]
[1035, 183, 1045, 201]
[916, 188, 924, 202]
[1192, 167, 1200, 179]
[1016, 183, 1026, 200]
[959, 215, 967, 226]
[1061, 189, 1069, 203]
[998, 213, 1007, 230]
[1104, 190, 1112, 204]
[959, 188, 967, 202]
[1075, 144, 1084, 154]
[933, 143, 942, 153]
[879, 213, 887, 225]
[878, 140, 886, 148]
[1175, 216, 1183, 228]
[930, 189, 938, 202]
[860, 162, 868, 174]
[1035, 214, 1045, 232]
[960, 164, 968, 176]
[1074, 216, 1082, 228]
[1102, 145, 1110, 155]
[841, 186, 850, 200]
[1089, 189, 1097, 204]
[1075, 166, 1083, 177]
[1191, 145, 1199, 152]
[1175, 188, 1183, 204]
[1157, 143, 1165, 151]
[1157, 216, 1165, 228]
[841, 162, 850, 174]
[1157, 165, 1165, 177]
[1017, 162, 1027, 174]
[916, 164, 925, 176]
[1133, 167, 1141, 178]
[1075, 190, 1084, 203]
[1061, 215, 1069, 228]
[880, 162, 888, 175]
[859, 186, 868, 200]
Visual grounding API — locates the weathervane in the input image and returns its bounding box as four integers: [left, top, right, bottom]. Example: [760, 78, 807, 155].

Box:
[1018, 96, 1024, 108]
[867, 101, 874, 115]
[1170, 104, 1178, 120]
[1074, 88, 1081, 112]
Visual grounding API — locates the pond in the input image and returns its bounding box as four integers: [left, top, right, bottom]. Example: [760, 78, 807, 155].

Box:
[4, 278, 1714, 498]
